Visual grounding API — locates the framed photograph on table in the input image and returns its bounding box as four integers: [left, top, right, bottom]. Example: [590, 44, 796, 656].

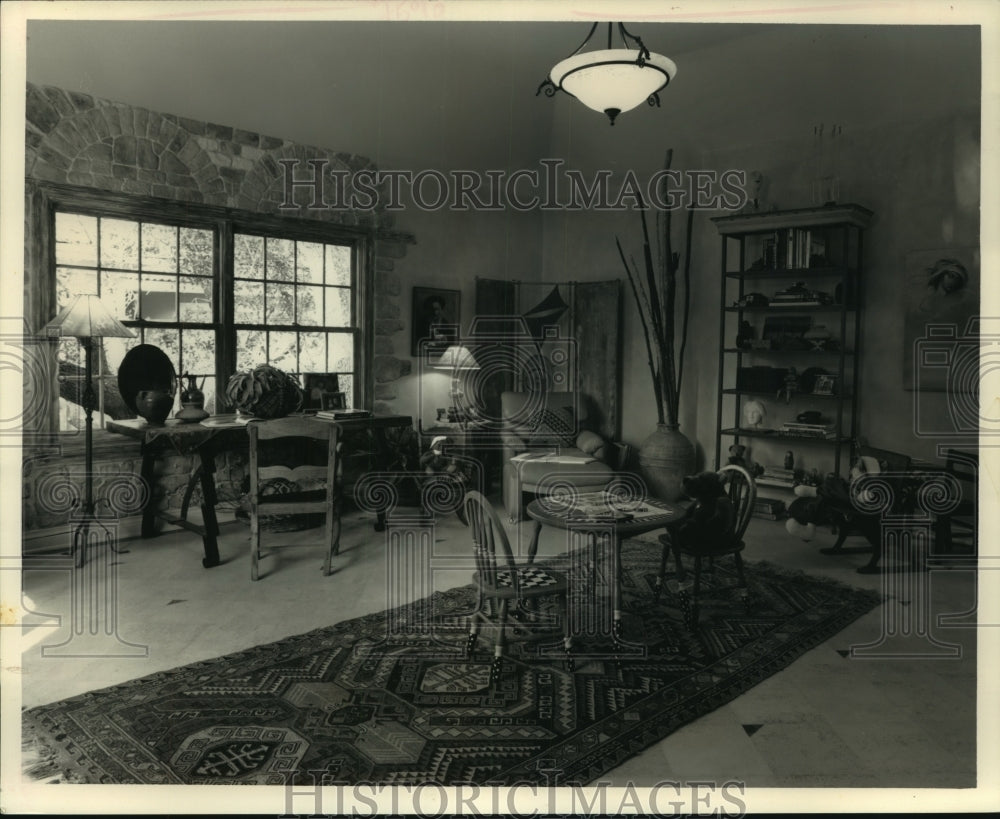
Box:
[411, 287, 460, 357]
[321, 391, 347, 411]
[813, 374, 837, 395]
[303, 374, 340, 410]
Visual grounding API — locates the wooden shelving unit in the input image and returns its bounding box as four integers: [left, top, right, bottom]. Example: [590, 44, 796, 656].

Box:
[711, 204, 873, 486]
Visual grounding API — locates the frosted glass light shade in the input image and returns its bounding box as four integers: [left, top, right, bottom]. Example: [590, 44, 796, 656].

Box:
[551, 49, 677, 120]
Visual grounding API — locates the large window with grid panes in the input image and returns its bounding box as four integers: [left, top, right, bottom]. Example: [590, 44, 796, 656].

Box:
[46, 188, 370, 433]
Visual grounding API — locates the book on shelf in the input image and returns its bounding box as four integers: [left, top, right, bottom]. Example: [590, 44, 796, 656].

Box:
[772, 228, 829, 269]
[780, 422, 837, 439]
[756, 468, 796, 489]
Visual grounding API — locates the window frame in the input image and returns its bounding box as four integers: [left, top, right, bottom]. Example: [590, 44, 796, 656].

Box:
[32, 182, 375, 435]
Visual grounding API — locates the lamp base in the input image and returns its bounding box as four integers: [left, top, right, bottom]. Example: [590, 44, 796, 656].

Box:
[71, 508, 125, 569]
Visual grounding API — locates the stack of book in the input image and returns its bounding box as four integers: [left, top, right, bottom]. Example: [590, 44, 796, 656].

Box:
[316, 408, 372, 420]
[755, 467, 796, 489]
[770, 283, 827, 308]
[752, 497, 786, 520]
[780, 421, 837, 439]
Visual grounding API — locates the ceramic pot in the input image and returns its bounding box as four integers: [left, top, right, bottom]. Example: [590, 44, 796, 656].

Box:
[638, 423, 695, 501]
[136, 390, 174, 426]
[180, 373, 205, 410]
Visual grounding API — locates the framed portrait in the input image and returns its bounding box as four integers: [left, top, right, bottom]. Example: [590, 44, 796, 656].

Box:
[302, 373, 340, 410]
[813, 374, 837, 395]
[321, 391, 347, 411]
[411, 287, 460, 357]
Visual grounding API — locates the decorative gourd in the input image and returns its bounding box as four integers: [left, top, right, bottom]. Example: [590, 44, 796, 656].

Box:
[225, 365, 303, 419]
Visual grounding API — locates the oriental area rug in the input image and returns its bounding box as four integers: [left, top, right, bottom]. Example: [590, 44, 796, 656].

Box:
[22, 540, 882, 786]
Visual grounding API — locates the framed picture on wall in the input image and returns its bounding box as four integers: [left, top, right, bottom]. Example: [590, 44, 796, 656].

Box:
[411, 287, 460, 357]
[302, 373, 340, 410]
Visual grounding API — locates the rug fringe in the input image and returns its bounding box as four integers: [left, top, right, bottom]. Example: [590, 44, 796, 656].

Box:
[21, 730, 65, 783]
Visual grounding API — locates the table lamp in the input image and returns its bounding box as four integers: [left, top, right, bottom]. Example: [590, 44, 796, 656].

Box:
[433, 344, 479, 424]
[43, 295, 136, 567]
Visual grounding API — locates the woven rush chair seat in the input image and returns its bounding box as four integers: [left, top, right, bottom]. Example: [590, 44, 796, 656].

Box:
[463, 491, 573, 682]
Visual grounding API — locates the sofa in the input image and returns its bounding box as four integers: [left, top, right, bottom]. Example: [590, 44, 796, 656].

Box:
[500, 390, 622, 521]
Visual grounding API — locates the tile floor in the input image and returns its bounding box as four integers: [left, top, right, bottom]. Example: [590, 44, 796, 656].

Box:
[18, 493, 979, 790]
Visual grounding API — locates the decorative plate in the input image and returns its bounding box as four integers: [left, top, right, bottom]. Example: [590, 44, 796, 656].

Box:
[118, 344, 177, 414]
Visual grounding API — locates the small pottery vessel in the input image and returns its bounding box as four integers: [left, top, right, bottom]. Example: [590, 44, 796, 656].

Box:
[180, 373, 206, 410]
[176, 406, 210, 424]
[136, 390, 174, 425]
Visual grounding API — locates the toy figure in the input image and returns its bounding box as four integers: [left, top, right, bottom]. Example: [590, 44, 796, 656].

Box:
[674, 471, 737, 552]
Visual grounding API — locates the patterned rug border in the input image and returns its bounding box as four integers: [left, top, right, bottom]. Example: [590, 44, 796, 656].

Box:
[22, 540, 886, 785]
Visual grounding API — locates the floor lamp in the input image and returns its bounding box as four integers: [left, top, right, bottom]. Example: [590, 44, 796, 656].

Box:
[43, 295, 136, 568]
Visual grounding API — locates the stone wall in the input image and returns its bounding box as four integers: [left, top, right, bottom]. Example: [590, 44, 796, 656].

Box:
[22, 447, 248, 532]
[23, 82, 415, 531]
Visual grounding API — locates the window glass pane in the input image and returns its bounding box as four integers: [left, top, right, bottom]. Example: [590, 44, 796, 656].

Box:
[182, 329, 215, 378]
[338, 373, 354, 408]
[325, 244, 351, 286]
[179, 276, 213, 323]
[268, 331, 297, 372]
[100, 218, 139, 269]
[327, 332, 354, 372]
[324, 286, 351, 326]
[101, 271, 139, 320]
[236, 329, 266, 371]
[141, 223, 177, 272]
[296, 285, 322, 326]
[266, 237, 295, 282]
[234, 280, 264, 324]
[265, 282, 294, 324]
[103, 336, 138, 376]
[297, 242, 324, 284]
[58, 336, 82, 369]
[56, 267, 98, 309]
[200, 376, 217, 414]
[55, 212, 98, 267]
[299, 332, 325, 373]
[234, 234, 264, 280]
[140, 273, 178, 321]
[180, 227, 213, 276]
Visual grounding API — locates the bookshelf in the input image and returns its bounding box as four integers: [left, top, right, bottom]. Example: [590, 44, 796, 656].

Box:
[711, 204, 873, 501]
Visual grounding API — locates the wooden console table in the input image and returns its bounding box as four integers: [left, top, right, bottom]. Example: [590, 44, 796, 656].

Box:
[107, 413, 413, 569]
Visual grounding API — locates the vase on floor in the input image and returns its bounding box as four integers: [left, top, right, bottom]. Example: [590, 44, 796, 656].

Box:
[639, 423, 694, 501]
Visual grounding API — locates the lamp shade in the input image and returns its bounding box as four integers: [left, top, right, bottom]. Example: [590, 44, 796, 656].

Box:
[551, 49, 677, 119]
[42, 295, 135, 339]
[433, 344, 480, 370]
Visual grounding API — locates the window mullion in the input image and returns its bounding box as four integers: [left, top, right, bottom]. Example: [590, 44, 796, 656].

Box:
[217, 220, 235, 394]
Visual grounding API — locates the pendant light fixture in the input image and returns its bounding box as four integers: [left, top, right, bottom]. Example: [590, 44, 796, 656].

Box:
[537, 22, 677, 125]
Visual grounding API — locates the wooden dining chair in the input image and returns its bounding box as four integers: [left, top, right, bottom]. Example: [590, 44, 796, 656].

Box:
[656, 465, 757, 627]
[247, 416, 341, 581]
[463, 491, 573, 681]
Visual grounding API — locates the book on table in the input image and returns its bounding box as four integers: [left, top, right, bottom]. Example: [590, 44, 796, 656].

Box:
[316, 409, 372, 420]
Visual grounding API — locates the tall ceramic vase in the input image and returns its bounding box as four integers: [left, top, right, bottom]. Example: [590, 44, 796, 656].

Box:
[639, 423, 695, 501]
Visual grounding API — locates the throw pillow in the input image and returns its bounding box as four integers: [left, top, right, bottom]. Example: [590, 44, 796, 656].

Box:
[575, 429, 608, 461]
[529, 407, 577, 447]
